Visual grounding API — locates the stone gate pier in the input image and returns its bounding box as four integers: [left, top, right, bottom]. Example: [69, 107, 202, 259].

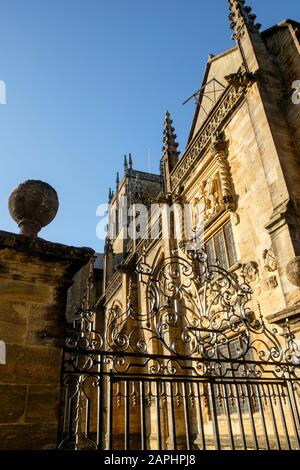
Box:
[0, 180, 94, 449]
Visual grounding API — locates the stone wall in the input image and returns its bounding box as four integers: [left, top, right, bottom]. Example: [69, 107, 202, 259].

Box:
[0, 230, 94, 449]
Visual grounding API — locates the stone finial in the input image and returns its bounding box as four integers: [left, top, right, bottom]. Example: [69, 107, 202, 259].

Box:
[228, 0, 261, 40]
[128, 153, 133, 170]
[8, 180, 59, 237]
[124, 155, 128, 172]
[116, 172, 120, 191]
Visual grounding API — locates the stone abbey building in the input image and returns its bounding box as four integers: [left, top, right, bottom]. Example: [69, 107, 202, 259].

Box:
[100, 7, 300, 336]
[1, 0, 300, 451]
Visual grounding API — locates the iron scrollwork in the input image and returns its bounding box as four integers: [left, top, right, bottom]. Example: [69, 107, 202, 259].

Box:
[59, 244, 300, 451]
[64, 242, 300, 379]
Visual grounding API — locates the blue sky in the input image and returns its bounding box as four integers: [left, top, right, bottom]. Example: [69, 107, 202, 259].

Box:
[0, 0, 299, 252]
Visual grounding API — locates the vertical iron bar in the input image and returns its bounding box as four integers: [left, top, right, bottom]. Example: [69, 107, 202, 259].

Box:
[182, 382, 191, 450]
[255, 383, 270, 450]
[208, 381, 221, 450]
[169, 381, 177, 450]
[57, 367, 66, 449]
[85, 397, 90, 438]
[96, 356, 104, 450]
[244, 383, 259, 450]
[295, 384, 300, 421]
[124, 380, 130, 450]
[67, 390, 73, 442]
[287, 380, 300, 427]
[140, 380, 146, 450]
[275, 383, 291, 450]
[107, 372, 113, 450]
[288, 379, 300, 427]
[233, 382, 246, 450]
[73, 377, 82, 450]
[156, 381, 162, 450]
[265, 383, 280, 450]
[196, 382, 206, 450]
[286, 380, 300, 449]
[222, 383, 235, 450]
[63, 386, 68, 439]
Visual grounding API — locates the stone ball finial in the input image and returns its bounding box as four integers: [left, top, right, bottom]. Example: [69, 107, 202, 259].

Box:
[286, 257, 300, 288]
[8, 180, 59, 237]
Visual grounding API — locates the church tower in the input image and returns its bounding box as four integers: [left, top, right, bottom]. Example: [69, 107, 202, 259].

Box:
[103, 154, 162, 289]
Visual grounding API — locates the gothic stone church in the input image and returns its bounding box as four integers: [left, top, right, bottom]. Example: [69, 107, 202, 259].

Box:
[1, 0, 300, 451]
[96, 10, 300, 336]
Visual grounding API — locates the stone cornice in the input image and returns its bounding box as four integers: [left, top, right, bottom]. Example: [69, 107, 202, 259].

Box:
[267, 304, 300, 333]
[0, 230, 94, 287]
[170, 84, 248, 191]
[264, 199, 294, 235]
[0, 230, 94, 264]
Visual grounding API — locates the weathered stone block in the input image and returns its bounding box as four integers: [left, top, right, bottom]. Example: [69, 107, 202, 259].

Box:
[0, 423, 58, 450]
[25, 385, 60, 423]
[0, 344, 62, 385]
[27, 304, 65, 349]
[0, 302, 28, 344]
[0, 385, 27, 423]
[0, 279, 52, 304]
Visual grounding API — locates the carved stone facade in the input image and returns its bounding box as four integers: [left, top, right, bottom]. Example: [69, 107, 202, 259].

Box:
[99, 12, 300, 341]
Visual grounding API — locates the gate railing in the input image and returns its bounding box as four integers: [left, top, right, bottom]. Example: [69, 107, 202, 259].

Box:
[58, 243, 300, 450]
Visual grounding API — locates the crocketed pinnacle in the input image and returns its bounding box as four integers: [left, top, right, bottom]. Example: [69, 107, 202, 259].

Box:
[161, 111, 180, 171]
[128, 153, 133, 169]
[124, 155, 128, 172]
[228, 0, 261, 39]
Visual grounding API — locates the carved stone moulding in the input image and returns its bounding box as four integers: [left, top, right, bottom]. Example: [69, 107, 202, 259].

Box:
[190, 134, 238, 228]
[263, 247, 278, 273]
[127, 275, 139, 310]
[262, 275, 278, 291]
[243, 261, 259, 284]
[267, 303, 300, 333]
[201, 173, 223, 223]
[225, 70, 255, 92]
[286, 257, 300, 287]
[170, 85, 246, 191]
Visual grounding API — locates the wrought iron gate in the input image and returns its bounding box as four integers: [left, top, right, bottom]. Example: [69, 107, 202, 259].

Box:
[58, 244, 300, 450]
